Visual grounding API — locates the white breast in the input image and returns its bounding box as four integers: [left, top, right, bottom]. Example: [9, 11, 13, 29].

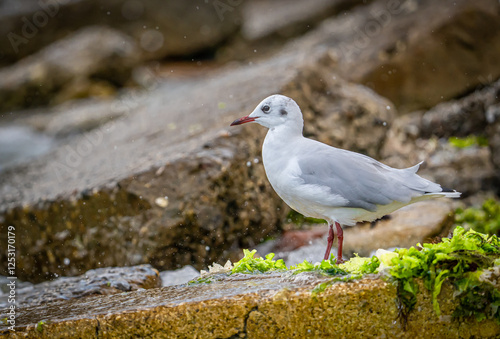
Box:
[262, 130, 349, 222]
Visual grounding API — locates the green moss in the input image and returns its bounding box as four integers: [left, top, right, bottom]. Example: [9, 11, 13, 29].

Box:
[286, 210, 325, 225]
[449, 135, 488, 148]
[188, 277, 214, 285]
[36, 320, 46, 333]
[455, 199, 500, 236]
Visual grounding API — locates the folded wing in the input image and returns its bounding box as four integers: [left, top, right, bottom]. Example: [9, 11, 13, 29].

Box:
[297, 144, 443, 212]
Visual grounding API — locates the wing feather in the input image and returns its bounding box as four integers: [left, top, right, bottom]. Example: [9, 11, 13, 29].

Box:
[296, 141, 442, 211]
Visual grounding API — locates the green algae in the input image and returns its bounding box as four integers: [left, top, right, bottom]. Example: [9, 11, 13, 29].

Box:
[228, 226, 499, 325]
[36, 320, 47, 333]
[448, 135, 488, 148]
[188, 277, 214, 285]
[455, 198, 500, 236]
[387, 226, 500, 323]
[340, 254, 380, 275]
[231, 249, 287, 274]
[290, 257, 347, 276]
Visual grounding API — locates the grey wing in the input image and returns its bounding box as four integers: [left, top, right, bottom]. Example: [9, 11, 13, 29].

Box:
[297, 146, 442, 211]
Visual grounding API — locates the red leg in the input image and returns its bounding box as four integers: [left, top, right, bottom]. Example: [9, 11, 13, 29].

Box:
[335, 222, 344, 264]
[323, 224, 334, 260]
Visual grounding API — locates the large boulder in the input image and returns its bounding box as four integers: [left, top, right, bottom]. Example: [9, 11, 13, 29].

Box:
[0, 26, 140, 112]
[292, 0, 500, 113]
[0, 0, 242, 66]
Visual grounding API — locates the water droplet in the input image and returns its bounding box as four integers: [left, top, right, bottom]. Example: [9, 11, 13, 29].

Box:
[155, 197, 169, 208]
[386, 106, 391, 110]
[140, 30, 164, 52]
[205, 246, 210, 251]
[246, 161, 251, 167]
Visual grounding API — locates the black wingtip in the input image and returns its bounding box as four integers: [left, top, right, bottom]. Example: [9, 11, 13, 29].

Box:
[440, 187, 456, 193]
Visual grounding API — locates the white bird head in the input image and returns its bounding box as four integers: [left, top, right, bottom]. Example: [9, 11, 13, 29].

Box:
[230, 94, 304, 132]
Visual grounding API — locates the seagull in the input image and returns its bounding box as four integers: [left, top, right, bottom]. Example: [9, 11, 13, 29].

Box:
[230, 94, 461, 264]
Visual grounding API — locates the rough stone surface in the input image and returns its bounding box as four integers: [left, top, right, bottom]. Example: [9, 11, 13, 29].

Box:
[290, 0, 500, 113]
[281, 62, 394, 158]
[0, 265, 160, 309]
[0, 125, 54, 172]
[1, 273, 498, 338]
[0, 0, 242, 66]
[381, 79, 500, 196]
[0, 26, 140, 112]
[0, 49, 393, 282]
[160, 265, 199, 287]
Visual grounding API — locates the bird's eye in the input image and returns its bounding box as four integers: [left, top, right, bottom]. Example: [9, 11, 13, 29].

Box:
[262, 105, 270, 113]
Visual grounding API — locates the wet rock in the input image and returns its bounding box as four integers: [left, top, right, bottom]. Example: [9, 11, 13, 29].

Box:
[0, 265, 160, 309]
[271, 228, 326, 253]
[292, 0, 500, 112]
[423, 144, 496, 196]
[160, 265, 199, 287]
[0, 0, 242, 66]
[0, 125, 54, 172]
[241, 0, 357, 41]
[381, 79, 500, 195]
[350, 0, 500, 112]
[1, 273, 498, 337]
[0, 49, 394, 282]
[0, 26, 140, 112]
[486, 102, 500, 175]
[281, 63, 394, 158]
[219, 0, 369, 63]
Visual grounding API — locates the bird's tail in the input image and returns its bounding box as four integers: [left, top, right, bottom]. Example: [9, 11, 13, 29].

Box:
[428, 188, 461, 198]
[404, 161, 461, 199]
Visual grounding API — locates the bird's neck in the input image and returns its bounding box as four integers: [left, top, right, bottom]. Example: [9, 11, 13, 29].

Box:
[270, 121, 303, 138]
[263, 124, 303, 164]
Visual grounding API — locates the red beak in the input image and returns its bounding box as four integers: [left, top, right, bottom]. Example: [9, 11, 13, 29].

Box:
[230, 115, 257, 126]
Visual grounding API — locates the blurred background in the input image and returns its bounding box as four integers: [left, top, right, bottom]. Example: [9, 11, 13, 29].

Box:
[0, 0, 499, 293]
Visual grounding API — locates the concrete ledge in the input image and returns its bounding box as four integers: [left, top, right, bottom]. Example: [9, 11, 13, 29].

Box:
[2, 273, 499, 338]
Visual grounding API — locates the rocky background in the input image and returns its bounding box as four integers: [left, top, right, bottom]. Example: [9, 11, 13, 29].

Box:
[0, 0, 499, 294]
